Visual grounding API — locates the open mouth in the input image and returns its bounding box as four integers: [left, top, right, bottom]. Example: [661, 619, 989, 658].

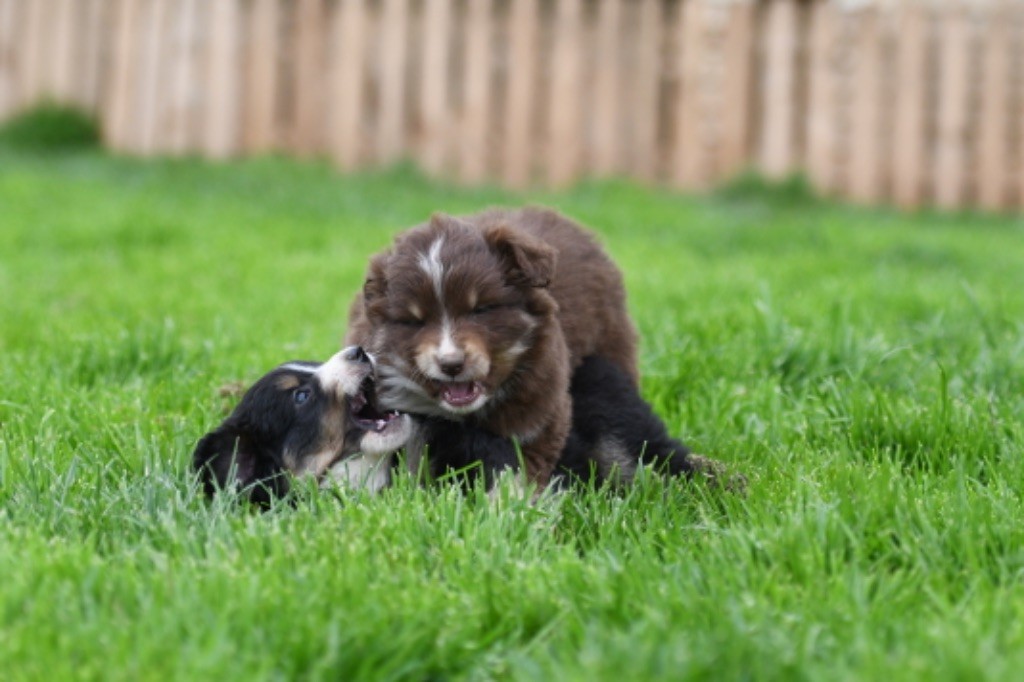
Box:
[350, 376, 404, 433]
[437, 381, 484, 408]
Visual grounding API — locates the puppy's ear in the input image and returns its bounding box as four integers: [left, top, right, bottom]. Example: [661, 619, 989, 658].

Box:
[193, 427, 259, 497]
[363, 252, 389, 304]
[484, 225, 557, 288]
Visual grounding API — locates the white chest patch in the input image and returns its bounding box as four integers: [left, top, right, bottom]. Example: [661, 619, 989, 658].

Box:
[325, 453, 392, 494]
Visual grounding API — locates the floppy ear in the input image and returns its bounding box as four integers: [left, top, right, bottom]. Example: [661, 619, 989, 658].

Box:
[484, 225, 557, 288]
[192, 427, 258, 496]
[192, 426, 287, 505]
[363, 252, 389, 305]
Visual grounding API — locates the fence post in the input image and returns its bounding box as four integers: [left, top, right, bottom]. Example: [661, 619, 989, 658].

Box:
[591, 0, 622, 177]
[329, 0, 368, 172]
[976, 2, 1012, 212]
[203, 0, 242, 159]
[934, 2, 971, 210]
[0, 0, 19, 119]
[804, 0, 837, 195]
[162, 0, 199, 154]
[420, 0, 453, 177]
[891, 0, 928, 209]
[294, 0, 326, 157]
[137, 0, 168, 154]
[78, 0, 108, 113]
[50, 0, 77, 103]
[503, 0, 539, 188]
[376, 0, 409, 165]
[718, 0, 755, 183]
[19, 0, 48, 107]
[459, 0, 493, 184]
[1019, 4, 1024, 212]
[671, 0, 707, 190]
[758, 0, 798, 180]
[106, 0, 141, 150]
[848, 7, 883, 204]
[630, 0, 662, 182]
[546, 0, 583, 187]
[245, 0, 279, 154]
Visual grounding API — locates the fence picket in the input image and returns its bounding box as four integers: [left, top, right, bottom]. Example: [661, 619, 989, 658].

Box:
[136, 0, 166, 154]
[51, 0, 77, 102]
[934, 2, 971, 210]
[377, 0, 409, 165]
[0, 0, 19, 118]
[245, 0, 280, 154]
[459, 0, 492, 183]
[719, 0, 755, 182]
[630, 0, 662, 181]
[891, 1, 928, 208]
[758, 0, 798, 179]
[106, 0, 140, 150]
[203, 0, 241, 159]
[20, 0, 48, 106]
[547, 0, 583, 187]
[163, 0, 197, 154]
[672, 0, 706, 190]
[591, 0, 621, 177]
[294, 0, 326, 157]
[976, 3, 1012, 211]
[848, 8, 883, 203]
[420, 0, 452, 176]
[329, 0, 367, 172]
[805, 0, 837, 194]
[78, 0, 108, 111]
[503, 0, 539, 187]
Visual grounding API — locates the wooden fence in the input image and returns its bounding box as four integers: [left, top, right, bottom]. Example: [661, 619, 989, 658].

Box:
[1, 0, 1022, 211]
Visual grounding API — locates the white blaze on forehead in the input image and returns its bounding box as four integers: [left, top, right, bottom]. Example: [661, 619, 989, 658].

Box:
[280, 363, 318, 374]
[437, 316, 459, 360]
[417, 236, 446, 304]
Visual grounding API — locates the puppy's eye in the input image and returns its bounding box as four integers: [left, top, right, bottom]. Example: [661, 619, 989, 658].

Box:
[394, 317, 425, 328]
[472, 304, 496, 315]
[293, 388, 311, 405]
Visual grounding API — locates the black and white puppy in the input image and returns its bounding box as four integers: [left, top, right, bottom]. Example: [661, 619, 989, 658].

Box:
[194, 349, 725, 503]
[192, 346, 411, 505]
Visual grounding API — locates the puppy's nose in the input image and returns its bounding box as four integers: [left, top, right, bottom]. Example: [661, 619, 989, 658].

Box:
[343, 346, 371, 365]
[436, 349, 465, 377]
[439, 360, 464, 377]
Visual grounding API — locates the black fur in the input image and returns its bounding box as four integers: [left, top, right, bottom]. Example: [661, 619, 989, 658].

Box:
[193, 361, 323, 506]
[419, 355, 700, 489]
[556, 355, 696, 485]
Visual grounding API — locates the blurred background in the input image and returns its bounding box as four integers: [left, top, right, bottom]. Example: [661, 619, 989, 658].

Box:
[0, 0, 1020, 212]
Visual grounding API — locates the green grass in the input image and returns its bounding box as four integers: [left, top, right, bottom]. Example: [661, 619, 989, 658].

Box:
[2, 122, 1024, 680]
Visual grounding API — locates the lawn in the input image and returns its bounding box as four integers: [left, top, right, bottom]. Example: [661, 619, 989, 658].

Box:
[2, 118, 1024, 681]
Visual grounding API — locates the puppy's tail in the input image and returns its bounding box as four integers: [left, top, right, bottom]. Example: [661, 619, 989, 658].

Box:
[642, 441, 747, 495]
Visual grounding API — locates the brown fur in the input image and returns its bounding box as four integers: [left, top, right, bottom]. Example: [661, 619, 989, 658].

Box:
[345, 207, 638, 487]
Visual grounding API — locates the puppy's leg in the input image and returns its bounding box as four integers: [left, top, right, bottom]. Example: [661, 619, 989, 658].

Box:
[424, 419, 521, 490]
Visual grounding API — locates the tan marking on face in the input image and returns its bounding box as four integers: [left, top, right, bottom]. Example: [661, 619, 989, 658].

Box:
[275, 375, 301, 391]
[466, 289, 478, 310]
[283, 387, 351, 478]
[462, 337, 491, 378]
[408, 302, 423, 321]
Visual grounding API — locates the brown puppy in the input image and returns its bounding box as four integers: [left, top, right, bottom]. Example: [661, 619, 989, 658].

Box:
[345, 207, 638, 487]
